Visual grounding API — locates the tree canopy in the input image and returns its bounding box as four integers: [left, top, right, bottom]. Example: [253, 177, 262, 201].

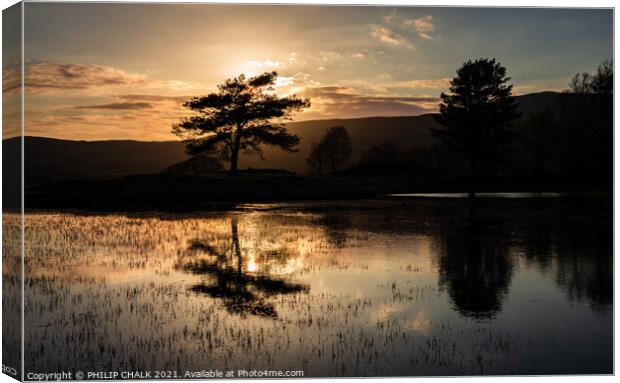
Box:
[431, 58, 521, 178]
[173, 71, 310, 174]
[569, 59, 613, 96]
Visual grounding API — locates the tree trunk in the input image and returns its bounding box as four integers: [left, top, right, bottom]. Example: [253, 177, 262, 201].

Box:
[230, 149, 239, 175]
[231, 217, 241, 274]
[230, 126, 243, 175]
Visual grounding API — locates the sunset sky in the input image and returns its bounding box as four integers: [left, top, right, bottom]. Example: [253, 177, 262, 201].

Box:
[9, 4, 613, 140]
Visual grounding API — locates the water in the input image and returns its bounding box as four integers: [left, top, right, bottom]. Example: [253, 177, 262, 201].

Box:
[15, 198, 612, 376]
[386, 192, 564, 199]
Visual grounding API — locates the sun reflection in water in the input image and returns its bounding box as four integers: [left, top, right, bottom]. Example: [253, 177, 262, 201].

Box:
[246, 256, 258, 273]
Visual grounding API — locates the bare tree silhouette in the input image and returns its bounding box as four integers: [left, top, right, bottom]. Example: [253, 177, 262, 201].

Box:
[307, 126, 352, 174]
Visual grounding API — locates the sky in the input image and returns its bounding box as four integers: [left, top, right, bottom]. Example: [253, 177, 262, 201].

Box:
[4, 3, 613, 140]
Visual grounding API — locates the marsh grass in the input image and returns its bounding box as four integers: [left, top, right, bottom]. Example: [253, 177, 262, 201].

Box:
[16, 199, 613, 376]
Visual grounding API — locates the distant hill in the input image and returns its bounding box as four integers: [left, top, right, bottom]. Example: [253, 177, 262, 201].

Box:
[513, 91, 563, 116]
[12, 137, 188, 183]
[5, 91, 562, 180]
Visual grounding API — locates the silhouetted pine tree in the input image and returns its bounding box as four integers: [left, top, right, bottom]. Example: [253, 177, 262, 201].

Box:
[432, 58, 521, 180]
[173, 72, 310, 175]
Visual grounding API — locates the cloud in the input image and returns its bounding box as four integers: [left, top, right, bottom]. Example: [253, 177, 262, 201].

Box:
[391, 77, 451, 90]
[303, 85, 438, 105]
[75, 102, 153, 110]
[513, 83, 565, 95]
[23, 90, 198, 141]
[2, 93, 20, 139]
[383, 9, 398, 24]
[370, 25, 412, 48]
[25, 112, 181, 141]
[371, 12, 435, 48]
[25, 62, 149, 92]
[274, 75, 295, 88]
[16, 61, 193, 94]
[117, 94, 191, 102]
[25, 95, 194, 141]
[299, 85, 439, 119]
[381, 11, 436, 41]
[404, 15, 435, 40]
[2, 63, 22, 93]
[245, 59, 281, 69]
[319, 51, 345, 62]
[352, 77, 451, 94]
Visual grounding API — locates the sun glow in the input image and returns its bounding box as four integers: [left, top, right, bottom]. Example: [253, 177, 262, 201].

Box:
[246, 255, 258, 273]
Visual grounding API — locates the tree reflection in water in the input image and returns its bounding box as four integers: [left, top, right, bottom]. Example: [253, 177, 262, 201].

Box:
[509, 200, 612, 311]
[549, 218, 612, 310]
[176, 217, 308, 318]
[434, 199, 514, 319]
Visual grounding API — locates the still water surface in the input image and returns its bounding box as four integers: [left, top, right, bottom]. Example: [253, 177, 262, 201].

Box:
[17, 198, 612, 376]
[386, 192, 564, 198]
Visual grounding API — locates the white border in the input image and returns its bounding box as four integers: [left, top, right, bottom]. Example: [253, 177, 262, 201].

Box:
[0, 2, 616, 383]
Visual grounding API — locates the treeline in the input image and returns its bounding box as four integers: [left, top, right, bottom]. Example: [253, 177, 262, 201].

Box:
[535, 60, 612, 184]
[306, 59, 612, 188]
[173, 60, 612, 189]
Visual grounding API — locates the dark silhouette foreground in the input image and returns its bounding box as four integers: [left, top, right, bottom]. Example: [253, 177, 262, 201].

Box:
[172, 71, 310, 175]
[432, 58, 521, 184]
